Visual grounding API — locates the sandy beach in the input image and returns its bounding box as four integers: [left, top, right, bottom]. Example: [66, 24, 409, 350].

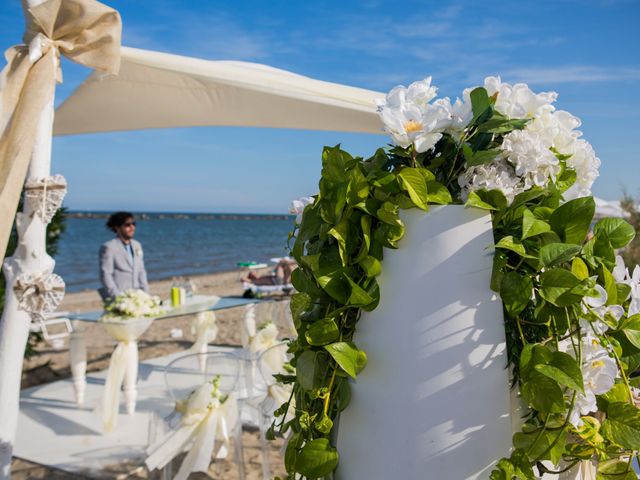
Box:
[14, 267, 289, 479]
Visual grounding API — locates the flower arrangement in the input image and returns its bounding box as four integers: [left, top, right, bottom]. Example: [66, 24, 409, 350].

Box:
[101, 289, 165, 321]
[272, 76, 640, 479]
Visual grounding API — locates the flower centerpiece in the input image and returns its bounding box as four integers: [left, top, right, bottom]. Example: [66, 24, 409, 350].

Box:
[100, 289, 167, 428]
[100, 288, 165, 322]
[271, 76, 640, 479]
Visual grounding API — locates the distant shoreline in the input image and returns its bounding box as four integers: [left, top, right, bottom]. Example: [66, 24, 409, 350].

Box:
[66, 211, 294, 221]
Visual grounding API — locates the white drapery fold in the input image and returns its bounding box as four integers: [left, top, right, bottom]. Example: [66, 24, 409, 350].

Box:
[101, 340, 134, 431]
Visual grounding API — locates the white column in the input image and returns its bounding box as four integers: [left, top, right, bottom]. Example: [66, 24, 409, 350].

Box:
[335, 206, 511, 480]
[0, 2, 57, 476]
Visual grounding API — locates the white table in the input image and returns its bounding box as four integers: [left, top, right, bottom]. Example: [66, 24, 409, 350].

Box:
[66, 296, 258, 408]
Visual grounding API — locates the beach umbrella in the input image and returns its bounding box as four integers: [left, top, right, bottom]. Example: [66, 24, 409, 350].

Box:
[53, 46, 384, 136]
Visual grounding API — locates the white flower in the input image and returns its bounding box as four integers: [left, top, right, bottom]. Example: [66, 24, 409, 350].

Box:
[483, 76, 557, 119]
[579, 284, 624, 335]
[434, 96, 472, 136]
[612, 255, 629, 283]
[524, 109, 599, 199]
[376, 77, 451, 153]
[102, 289, 165, 320]
[501, 128, 561, 189]
[290, 196, 314, 224]
[458, 157, 524, 203]
[566, 333, 618, 427]
[612, 255, 640, 317]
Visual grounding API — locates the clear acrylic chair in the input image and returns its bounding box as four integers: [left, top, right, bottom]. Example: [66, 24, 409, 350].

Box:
[149, 351, 246, 479]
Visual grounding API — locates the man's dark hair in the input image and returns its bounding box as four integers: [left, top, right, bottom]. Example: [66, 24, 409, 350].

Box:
[106, 211, 134, 232]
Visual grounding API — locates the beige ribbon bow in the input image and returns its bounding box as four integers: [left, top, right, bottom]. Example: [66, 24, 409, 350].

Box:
[0, 0, 121, 260]
[13, 271, 64, 318]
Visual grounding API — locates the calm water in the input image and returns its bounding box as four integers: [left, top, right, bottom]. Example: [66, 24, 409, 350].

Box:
[55, 214, 294, 292]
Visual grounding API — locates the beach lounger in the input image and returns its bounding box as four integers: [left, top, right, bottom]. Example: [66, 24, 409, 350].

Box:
[242, 282, 294, 296]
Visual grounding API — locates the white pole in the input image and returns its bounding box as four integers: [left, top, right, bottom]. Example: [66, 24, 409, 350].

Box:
[0, 1, 57, 477]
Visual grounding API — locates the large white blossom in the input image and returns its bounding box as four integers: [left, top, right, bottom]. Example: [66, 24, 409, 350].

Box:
[559, 286, 622, 427]
[459, 77, 600, 202]
[458, 157, 525, 203]
[483, 76, 557, 119]
[562, 332, 618, 428]
[563, 139, 601, 199]
[501, 129, 561, 190]
[376, 77, 452, 153]
[433, 95, 473, 137]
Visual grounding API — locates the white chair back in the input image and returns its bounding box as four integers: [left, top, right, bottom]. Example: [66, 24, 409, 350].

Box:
[164, 352, 241, 402]
[257, 342, 290, 386]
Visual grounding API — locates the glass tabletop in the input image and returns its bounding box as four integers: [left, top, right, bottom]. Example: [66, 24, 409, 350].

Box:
[68, 295, 258, 323]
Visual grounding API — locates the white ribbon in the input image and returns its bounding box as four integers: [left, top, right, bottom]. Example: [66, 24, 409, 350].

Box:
[102, 340, 136, 431]
[267, 383, 295, 423]
[248, 322, 279, 355]
[146, 389, 238, 480]
[241, 303, 257, 349]
[189, 311, 218, 354]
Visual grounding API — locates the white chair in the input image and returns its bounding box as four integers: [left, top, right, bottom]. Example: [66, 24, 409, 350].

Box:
[147, 352, 246, 480]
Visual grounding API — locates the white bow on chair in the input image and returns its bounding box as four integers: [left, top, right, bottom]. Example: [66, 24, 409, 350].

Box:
[146, 377, 239, 480]
[189, 311, 218, 353]
[248, 321, 279, 355]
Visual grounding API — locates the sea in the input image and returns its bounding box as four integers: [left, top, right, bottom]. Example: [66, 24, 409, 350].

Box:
[55, 212, 295, 293]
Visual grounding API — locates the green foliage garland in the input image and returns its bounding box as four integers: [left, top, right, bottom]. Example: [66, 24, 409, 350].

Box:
[271, 87, 640, 479]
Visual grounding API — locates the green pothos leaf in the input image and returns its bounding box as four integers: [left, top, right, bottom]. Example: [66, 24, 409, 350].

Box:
[325, 342, 367, 379]
[295, 438, 339, 477]
[397, 167, 429, 210]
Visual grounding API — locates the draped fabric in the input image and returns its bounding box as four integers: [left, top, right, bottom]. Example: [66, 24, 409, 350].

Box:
[0, 0, 121, 260]
[53, 46, 383, 136]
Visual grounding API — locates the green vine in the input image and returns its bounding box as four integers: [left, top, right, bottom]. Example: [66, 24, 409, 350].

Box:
[270, 86, 640, 479]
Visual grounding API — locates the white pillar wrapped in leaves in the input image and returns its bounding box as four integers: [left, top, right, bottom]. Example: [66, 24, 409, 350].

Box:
[336, 206, 512, 479]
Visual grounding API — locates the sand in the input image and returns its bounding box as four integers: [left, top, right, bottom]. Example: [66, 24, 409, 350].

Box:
[13, 268, 290, 479]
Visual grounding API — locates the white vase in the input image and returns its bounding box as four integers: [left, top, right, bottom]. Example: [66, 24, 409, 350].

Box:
[99, 316, 155, 342]
[335, 205, 512, 479]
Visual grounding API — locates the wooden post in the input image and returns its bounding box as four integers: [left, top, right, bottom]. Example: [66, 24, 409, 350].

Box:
[0, 1, 58, 477]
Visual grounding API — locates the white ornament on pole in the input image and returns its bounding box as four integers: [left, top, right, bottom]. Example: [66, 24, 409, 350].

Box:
[0, 1, 59, 473]
[335, 206, 511, 479]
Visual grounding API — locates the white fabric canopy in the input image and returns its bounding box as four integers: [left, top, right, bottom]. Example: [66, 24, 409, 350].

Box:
[53, 46, 384, 136]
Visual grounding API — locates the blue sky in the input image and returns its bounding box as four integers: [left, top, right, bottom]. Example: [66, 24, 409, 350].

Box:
[1, 0, 639, 213]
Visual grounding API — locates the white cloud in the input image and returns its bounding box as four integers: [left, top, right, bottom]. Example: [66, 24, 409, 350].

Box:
[501, 66, 640, 85]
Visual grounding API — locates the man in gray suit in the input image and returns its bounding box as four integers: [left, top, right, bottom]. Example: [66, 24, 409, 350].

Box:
[99, 211, 149, 302]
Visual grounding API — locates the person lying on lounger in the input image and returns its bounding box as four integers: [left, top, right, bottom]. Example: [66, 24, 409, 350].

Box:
[242, 258, 297, 285]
